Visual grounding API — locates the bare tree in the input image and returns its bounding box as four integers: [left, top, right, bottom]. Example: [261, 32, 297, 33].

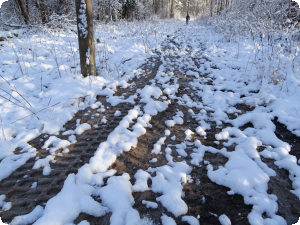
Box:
[170, 0, 175, 18]
[39, 0, 47, 23]
[97, 0, 103, 20]
[16, 0, 30, 24]
[75, 0, 96, 77]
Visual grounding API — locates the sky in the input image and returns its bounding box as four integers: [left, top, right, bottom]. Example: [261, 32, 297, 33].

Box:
[0, 0, 8, 9]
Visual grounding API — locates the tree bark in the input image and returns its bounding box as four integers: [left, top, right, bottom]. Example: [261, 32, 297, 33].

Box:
[97, 0, 102, 20]
[60, 0, 67, 14]
[75, 0, 96, 77]
[170, 0, 174, 18]
[16, 0, 30, 24]
[154, 0, 159, 14]
[39, 0, 47, 23]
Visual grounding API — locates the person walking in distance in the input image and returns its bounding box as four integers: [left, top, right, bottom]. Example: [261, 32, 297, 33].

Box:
[186, 14, 190, 25]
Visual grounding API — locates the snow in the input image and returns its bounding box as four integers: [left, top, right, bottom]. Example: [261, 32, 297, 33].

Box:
[182, 216, 200, 225]
[0, 19, 179, 186]
[219, 214, 231, 225]
[114, 110, 122, 117]
[0, 147, 36, 181]
[34, 174, 108, 225]
[78, 221, 89, 225]
[42, 136, 71, 155]
[150, 162, 192, 217]
[149, 158, 158, 163]
[196, 126, 206, 137]
[33, 155, 55, 175]
[0, 195, 11, 212]
[101, 116, 107, 124]
[132, 170, 150, 192]
[62, 123, 91, 135]
[10, 206, 44, 225]
[31, 182, 37, 189]
[176, 143, 188, 157]
[78, 0, 88, 38]
[165, 129, 171, 136]
[165, 111, 184, 127]
[27, 73, 169, 224]
[151, 137, 166, 154]
[144, 100, 169, 116]
[137, 85, 162, 100]
[165, 147, 173, 162]
[161, 214, 176, 225]
[68, 135, 77, 144]
[142, 200, 158, 209]
[1, 19, 300, 225]
[185, 129, 194, 140]
[96, 173, 140, 225]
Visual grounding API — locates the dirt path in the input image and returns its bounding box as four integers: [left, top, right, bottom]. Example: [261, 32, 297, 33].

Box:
[1, 27, 300, 225]
[0, 48, 163, 223]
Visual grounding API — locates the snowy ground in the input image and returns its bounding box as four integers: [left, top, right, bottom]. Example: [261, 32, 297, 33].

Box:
[0, 19, 179, 180]
[1, 19, 300, 225]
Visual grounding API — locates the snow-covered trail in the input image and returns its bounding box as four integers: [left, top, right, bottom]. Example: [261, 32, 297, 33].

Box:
[1, 21, 300, 225]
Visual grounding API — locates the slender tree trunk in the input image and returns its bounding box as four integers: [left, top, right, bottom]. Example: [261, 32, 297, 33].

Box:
[108, 0, 111, 21]
[288, 0, 291, 20]
[281, 0, 283, 23]
[12, 0, 23, 23]
[61, 0, 67, 14]
[75, 0, 96, 77]
[97, 0, 102, 20]
[39, 0, 47, 23]
[16, 0, 30, 24]
[155, 0, 159, 14]
[220, 0, 223, 13]
[170, 0, 174, 18]
[25, 0, 29, 15]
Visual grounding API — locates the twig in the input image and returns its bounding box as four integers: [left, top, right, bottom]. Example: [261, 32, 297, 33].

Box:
[50, 47, 62, 78]
[0, 88, 22, 104]
[41, 72, 43, 92]
[280, 72, 288, 91]
[0, 113, 6, 141]
[295, 108, 299, 116]
[0, 74, 34, 108]
[11, 102, 59, 124]
[0, 94, 40, 120]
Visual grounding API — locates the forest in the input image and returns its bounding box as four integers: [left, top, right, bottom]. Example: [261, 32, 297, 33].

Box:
[0, 0, 296, 26]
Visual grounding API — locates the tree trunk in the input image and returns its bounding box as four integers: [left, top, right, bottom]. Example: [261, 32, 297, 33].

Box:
[288, 0, 291, 19]
[109, 0, 111, 21]
[12, 0, 23, 23]
[61, 0, 67, 14]
[25, 0, 29, 15]
[170, 0, 174, 18]
[16, 0, 30, 24]
[97, 0, 102, 20]
[39, 0, 47, 23]
[155, 0, 159, 14]
[75, 0, 96, 77]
